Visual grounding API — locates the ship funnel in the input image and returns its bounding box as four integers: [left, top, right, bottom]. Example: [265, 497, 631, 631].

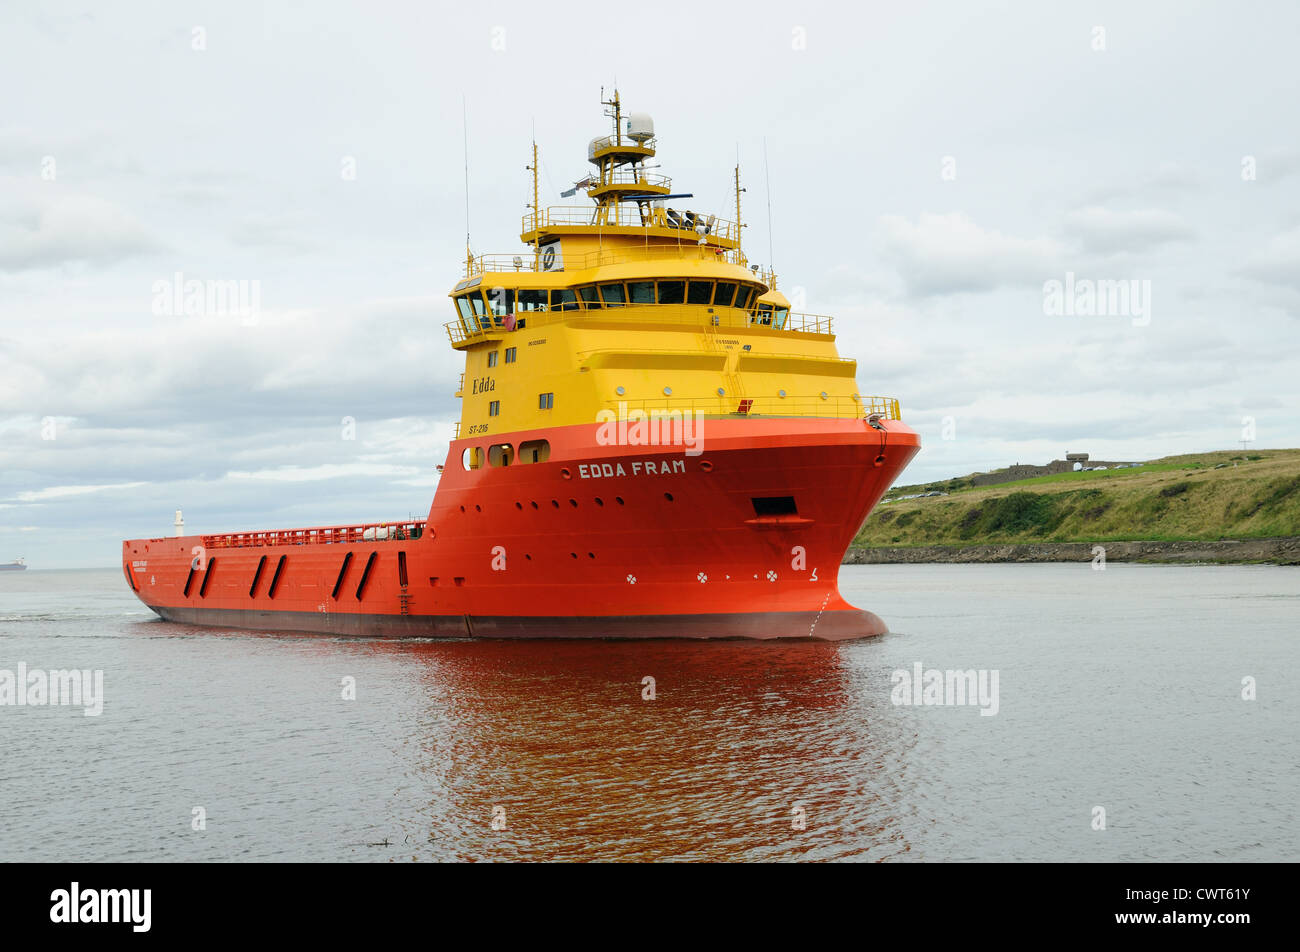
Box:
[174, 509, 185, 537]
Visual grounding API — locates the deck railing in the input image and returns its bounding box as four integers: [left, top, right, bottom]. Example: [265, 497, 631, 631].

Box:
[468, 244, 766, 276]
[593, 170, 672, 190]
[600, 394, 902, 421]
[444, 302, 832, 346]
[202, 521, 425, 550]
[521, 205, 740, 243]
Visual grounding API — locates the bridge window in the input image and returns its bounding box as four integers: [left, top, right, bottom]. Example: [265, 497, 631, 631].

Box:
[599, 283, 625, 306]
[457, 292, 488, 328]
[686, 280, 712, 305]
[488, 288, 513, 316]
[488, 443, 513, 467]
[516, 289, 548, 312]
[713, 282, 737, 307]
[519, 439, 551, 463]
[489, 400, 500, 416]
[657, 280, 685, 304]
[552, 288, 579, 311]
[736, 287, 757, 309]
[538, 392, 554, 410]
[628, 281, 655, 304]
[579, 285, 601, 309]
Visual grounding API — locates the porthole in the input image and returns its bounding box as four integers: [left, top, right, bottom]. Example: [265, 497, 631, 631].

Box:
[616, 496, 625, 506]
[595, 497, 604, 506]
[570, 552, 578, 559]
[475, 504, 481, 512]
[616, 386, 625, 396]
[664, 492, 674, 502]
[820, 391, 828, 400]
[530, 501, 539, 509]
[587, 552, 595, 559]
[515, 502, 522, 510]
[663, 386, 672, 396]
[716, 387, 725, 396]
[551, 499, 560, 508]
[699, 460, 713, 473]
[569, 498, 578, 508]
[561, 467, 572, 480]
[778, 389, 787, 398]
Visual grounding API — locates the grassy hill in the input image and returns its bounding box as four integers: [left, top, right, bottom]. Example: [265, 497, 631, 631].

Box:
[856, 450, 1300, 547]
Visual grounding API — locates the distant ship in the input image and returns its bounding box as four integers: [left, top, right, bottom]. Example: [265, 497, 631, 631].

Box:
[0, 558, 26, 572]
[121, 92, 920, 640]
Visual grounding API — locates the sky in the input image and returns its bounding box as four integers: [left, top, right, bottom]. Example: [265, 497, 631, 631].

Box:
[1, 0, 1298, 568]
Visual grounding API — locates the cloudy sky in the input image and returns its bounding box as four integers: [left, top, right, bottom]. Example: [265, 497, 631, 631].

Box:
[2, 0, 1297, 568]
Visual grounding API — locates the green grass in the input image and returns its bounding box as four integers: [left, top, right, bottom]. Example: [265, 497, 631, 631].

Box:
[862, 450, 1300, 547]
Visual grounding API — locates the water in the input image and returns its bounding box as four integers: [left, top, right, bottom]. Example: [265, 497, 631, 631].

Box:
[0, 564, 1295, 862]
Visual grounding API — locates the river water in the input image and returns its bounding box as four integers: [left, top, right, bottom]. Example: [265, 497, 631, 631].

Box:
[1, 564, 1295, 861]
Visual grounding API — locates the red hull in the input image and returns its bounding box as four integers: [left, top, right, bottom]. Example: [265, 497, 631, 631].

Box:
[123, 418, 919, 641]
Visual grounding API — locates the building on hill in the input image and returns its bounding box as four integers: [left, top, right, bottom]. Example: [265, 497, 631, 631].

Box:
[970, 452, 1136, 487]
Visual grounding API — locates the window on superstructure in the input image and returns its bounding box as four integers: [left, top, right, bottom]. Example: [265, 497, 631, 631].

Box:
[736, 286, 756, 309]
[504, 347, 517, 363]
[551, 288, 579, 311]
[686, 280, 712, 305]
[628, 281, 655, 304]
[487, 351, 499, 368]
[579, 285, 601, 309]
[516, 289, 548, 312]
[713, 283, 737, 307]
[599, 283, 625, 306]
[538, 393, 554, 410]
[658, 280, 685, 304]
[457, 292, 488, 330]
[488, 443, 513, 467]
[488, 288, 514, 316]
[489, 400, 500, 416]
[775, 307, 790, 329]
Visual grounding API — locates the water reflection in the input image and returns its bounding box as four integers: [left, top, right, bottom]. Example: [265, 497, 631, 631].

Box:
[358, 639, 918, 861]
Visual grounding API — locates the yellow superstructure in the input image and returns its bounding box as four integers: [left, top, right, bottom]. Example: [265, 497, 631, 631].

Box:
[447, 91, 899, 441]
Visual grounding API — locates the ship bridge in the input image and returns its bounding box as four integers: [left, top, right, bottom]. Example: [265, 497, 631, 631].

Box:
[445, 90, 900, 441]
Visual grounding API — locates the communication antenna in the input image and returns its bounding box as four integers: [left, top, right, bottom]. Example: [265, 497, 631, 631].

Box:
[462, 96, 472, 272]
[763, 136, 775, 273]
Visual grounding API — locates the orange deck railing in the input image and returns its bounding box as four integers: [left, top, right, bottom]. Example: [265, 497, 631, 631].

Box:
[201, 521, 425, 550]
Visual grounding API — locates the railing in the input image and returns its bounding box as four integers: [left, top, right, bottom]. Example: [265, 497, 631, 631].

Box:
[600, 395, 902, 420]
[468, 244, 763, 275]
[202, 521, 425, 550]
[522, 205, 740, 243]
[590, 134, 655, 154]
[444, 303, 834, 346]
[592, 170, 672, 190]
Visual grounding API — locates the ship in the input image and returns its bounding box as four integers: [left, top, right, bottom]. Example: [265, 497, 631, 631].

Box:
[121, 92, 920, 640]
[0, 558, 26, 572]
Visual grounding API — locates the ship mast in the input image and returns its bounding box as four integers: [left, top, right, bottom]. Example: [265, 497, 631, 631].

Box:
[734, 163, 747, 266]
[526, 139, 540, 255]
